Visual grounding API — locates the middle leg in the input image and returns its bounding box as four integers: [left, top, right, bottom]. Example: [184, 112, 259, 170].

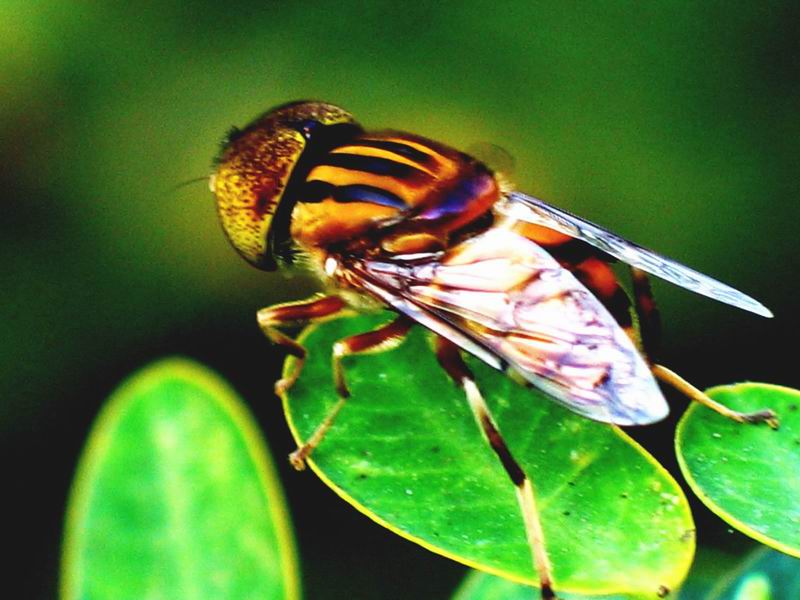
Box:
[435, 336, 557, 600]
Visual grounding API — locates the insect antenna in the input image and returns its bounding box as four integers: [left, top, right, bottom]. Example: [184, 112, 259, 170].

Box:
[171, 175, 212, 193]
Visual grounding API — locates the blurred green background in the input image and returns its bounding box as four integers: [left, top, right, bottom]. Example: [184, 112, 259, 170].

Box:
[3, 2, 798, 598]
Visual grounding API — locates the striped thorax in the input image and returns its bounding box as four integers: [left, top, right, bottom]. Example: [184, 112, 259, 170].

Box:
[212, 101, 500, 274]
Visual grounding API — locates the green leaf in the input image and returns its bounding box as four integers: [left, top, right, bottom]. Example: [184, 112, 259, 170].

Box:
[732, 575, 771, 600]
[452, 544, 757, 600]
[283, 314, 694, 598]
[675, 383, 800, 556]
[61, 358, 300, 600]
[452, 570, 630, 599]
[675, 545, 748, 600]
[706, 547, 800, 600]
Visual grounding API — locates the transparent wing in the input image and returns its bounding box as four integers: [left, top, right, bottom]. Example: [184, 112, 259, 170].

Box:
[496, 191, 772, 318]
[346, 227, 668, 426]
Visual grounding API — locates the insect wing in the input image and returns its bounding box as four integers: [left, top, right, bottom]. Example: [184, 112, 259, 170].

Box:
[497, 192, 772, 318]
[349, 227, 668, 426]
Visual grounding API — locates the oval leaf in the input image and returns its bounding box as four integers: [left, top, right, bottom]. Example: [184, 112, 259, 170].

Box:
[61, 358, 300, 600]
[674, 546, 749, 599]
[707, 547, 800, 600]
[676, 383, 800, 557]
[283, 314, 694, 597]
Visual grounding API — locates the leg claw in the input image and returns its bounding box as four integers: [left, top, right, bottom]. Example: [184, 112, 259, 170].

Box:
[740, 409, 779, 430]
[540, 583, 558, 599]
[274, 376, 296, 396]
[289, 447, 309, 471]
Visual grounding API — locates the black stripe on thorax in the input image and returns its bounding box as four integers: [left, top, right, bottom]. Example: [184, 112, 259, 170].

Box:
[355, 139, 433, 164]
[301, 180, 407, 210]
[319, 152, 425, 179]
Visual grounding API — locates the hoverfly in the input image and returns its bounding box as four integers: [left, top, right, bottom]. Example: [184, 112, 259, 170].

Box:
[210, 101, 776, 599]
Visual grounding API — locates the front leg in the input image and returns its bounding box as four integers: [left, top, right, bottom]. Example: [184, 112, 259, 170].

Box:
[257, 295, 350, 395]
[289, 315, 413, 470]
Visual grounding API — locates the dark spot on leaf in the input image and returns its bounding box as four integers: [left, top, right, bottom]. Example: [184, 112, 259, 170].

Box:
[680, 529, 695, 542]
[431, 446, 441, 454]
[657, 584, 670, 598]
[790, 404, 798, 412]
[562, 510, 571, 517]
[794, 438, 800, 446]
[567, 480, 576, 487]
[357, 473, 368, 480]
[620, 492, 629, 499]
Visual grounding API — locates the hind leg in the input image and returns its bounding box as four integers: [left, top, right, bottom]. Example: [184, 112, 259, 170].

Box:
[652, 364, 778, 428]
[569, 258, 777, 428]
[629, 267, 778, 428]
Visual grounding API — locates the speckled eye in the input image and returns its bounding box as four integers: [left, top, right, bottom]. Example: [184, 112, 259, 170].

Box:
[211, 101, 359, 270]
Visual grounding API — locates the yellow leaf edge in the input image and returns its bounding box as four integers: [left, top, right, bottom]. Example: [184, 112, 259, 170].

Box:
[675, 381, 800, 559]
[281, 319, 695, 597]
[60, 356, 302, 600]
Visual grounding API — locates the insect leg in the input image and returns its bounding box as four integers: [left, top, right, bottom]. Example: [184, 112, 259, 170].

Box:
[257, 295, 350, 395]
[629, 267, 662, 362]
[653, 365, 778, 428]
[435, 336, 557, 600]
[571, 257, 639, 347]
[516, 223, 636, 343]
[289, 315, 413, 470]
[626, 267, 777, 426]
